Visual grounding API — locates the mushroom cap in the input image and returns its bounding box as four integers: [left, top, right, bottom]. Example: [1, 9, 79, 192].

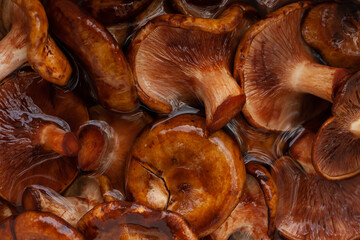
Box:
[273, 131, 360, 240]
[234, 1, 335, 132]
[77, 200, 198, 240]
[313, 71, 360, 180]
[126, 114, 246, 237]
[302, 2, 360, 71]
[207, 174, 269, 240]
[128, 4, 257, 131]
[0, 71, 78, 204]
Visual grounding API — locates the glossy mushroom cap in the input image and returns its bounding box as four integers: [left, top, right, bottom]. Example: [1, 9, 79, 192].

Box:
[206, 175, 270, 240]
[313, 71, 360, 180]
[77, 201, 198, 240]
[128, 4, 257, 131]
[272, 132, 360, 240]
[0, 71, 79, 204]
[302, 2, 360, 71]
[126, 114, 246, 237]
[234, 1, 350, 132]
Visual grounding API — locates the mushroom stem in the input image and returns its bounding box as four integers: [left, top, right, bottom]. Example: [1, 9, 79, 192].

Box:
[350, 118, 360, 137]
[39, 124, 80, 157]
[290, 61, 350, 102]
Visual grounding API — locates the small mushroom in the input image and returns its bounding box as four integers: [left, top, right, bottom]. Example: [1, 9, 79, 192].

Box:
[126, 114, 246, 237]
[0, 211, 85, 239]
[170, 0, 231, 18]
[77, 200, 198, 240]
[77, 106, 152, 192]
[0, 71, 79, 204]
[81, 0, 154, 25]
[313, 71, 360, 180]
[128, 4, 258, 131]
[302, 2, 360, 71]
[206, 174, 270, 240]
[22, 175, 121, 226]
[234, 1, 349, 132]
[12, 0, 72, 86]
[46, 0, 138, 112]
[272, 132, 360, 240]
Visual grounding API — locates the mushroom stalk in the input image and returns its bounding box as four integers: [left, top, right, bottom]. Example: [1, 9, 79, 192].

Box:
[39, 124, 80, 157]
[290, 62, 349, 102]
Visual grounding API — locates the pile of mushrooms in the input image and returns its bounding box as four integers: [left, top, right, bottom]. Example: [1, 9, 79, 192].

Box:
[1, 0, 360, 239]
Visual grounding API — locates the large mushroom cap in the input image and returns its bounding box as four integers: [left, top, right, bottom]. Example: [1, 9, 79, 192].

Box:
[302, 2, 360, 71]
[77, 201, 198, 240]
[128, 4, 257, 131]
[234, 1, 349, 132]
[0, 71, 78, 204]
[126, 114, 246, 237]
[272, 132, 360, 240]
[313, 71, 360, 180]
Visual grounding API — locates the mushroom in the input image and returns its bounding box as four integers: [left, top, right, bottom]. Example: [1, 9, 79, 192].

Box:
[272, 131, 360, 240]
[234, 1, 350, 132]
[0, 211, 84, 239]
[126, 114, 246, 237]
[77, 200, 198, 240]
[81, 0, 154, 25]
[45, 0, 138, 112]
[313, 71, 360, 180]
[11, 0, 72, 86]
[206, 174, 270, 240]
[128, 4, 258, 131]
[170, 0, 231, 18]
[0, 71, 79, 204]
[77, 105, 152, 193]
[302, 2, 360, 71]
[22, 175, 122, 226]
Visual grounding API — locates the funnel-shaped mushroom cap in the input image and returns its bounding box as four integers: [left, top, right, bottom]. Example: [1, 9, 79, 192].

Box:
[302, 3, 360, 71]
[272, 132, 360, 240]
[128, 4, 257, 131]
[170, 0, 231, 18]
[0, 72, 78, 204]
[207, 175, 269, 240]
[126, 114, 246, 237]
[77, 201, 198, 240]
[14, 211, 84, 239]
[234, 1, 349, 132]
[313, 71, 360, 180]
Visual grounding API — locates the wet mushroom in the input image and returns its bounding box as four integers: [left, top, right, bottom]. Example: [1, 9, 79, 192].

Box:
[0, 71, 79, 204]
[313, 71, 360, 180]
[234, 1, 350, 132]
[272, 132, 360, 240]
[170, 0, 231, 18]
[81, 0, 154, 25]
[126, 114, 246, 237]
[45, 0, 138, 112]
[302, 2, 360, 71]
[22, 175, 121, 226]
[77, 105, 152, 193]
[128, 4, 258, 131]
[206, 174, 270, 240]
[11, 0, 72, 86]
[77, 200, 198, 240]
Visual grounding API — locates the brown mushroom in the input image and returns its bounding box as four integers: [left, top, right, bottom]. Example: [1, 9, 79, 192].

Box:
[206, 174, 270, 240]
[45, 0, 138, 112]
[302, 2, 360, 71]
[126, 114, 246, 237]
[81, 0, 154, 25]
[12, 0, 72, 86]
[22, 175, 121, 226]
[128, 4, 258, 131]
[313, 71, 360, 180]
[170, 0, 231, 18]
[234, 1, 349, 132]
[272, 132, 360, 240]
[77, 200, 198, 240]
[77, 105, 152, 194]
[0, 71, 79, 204]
